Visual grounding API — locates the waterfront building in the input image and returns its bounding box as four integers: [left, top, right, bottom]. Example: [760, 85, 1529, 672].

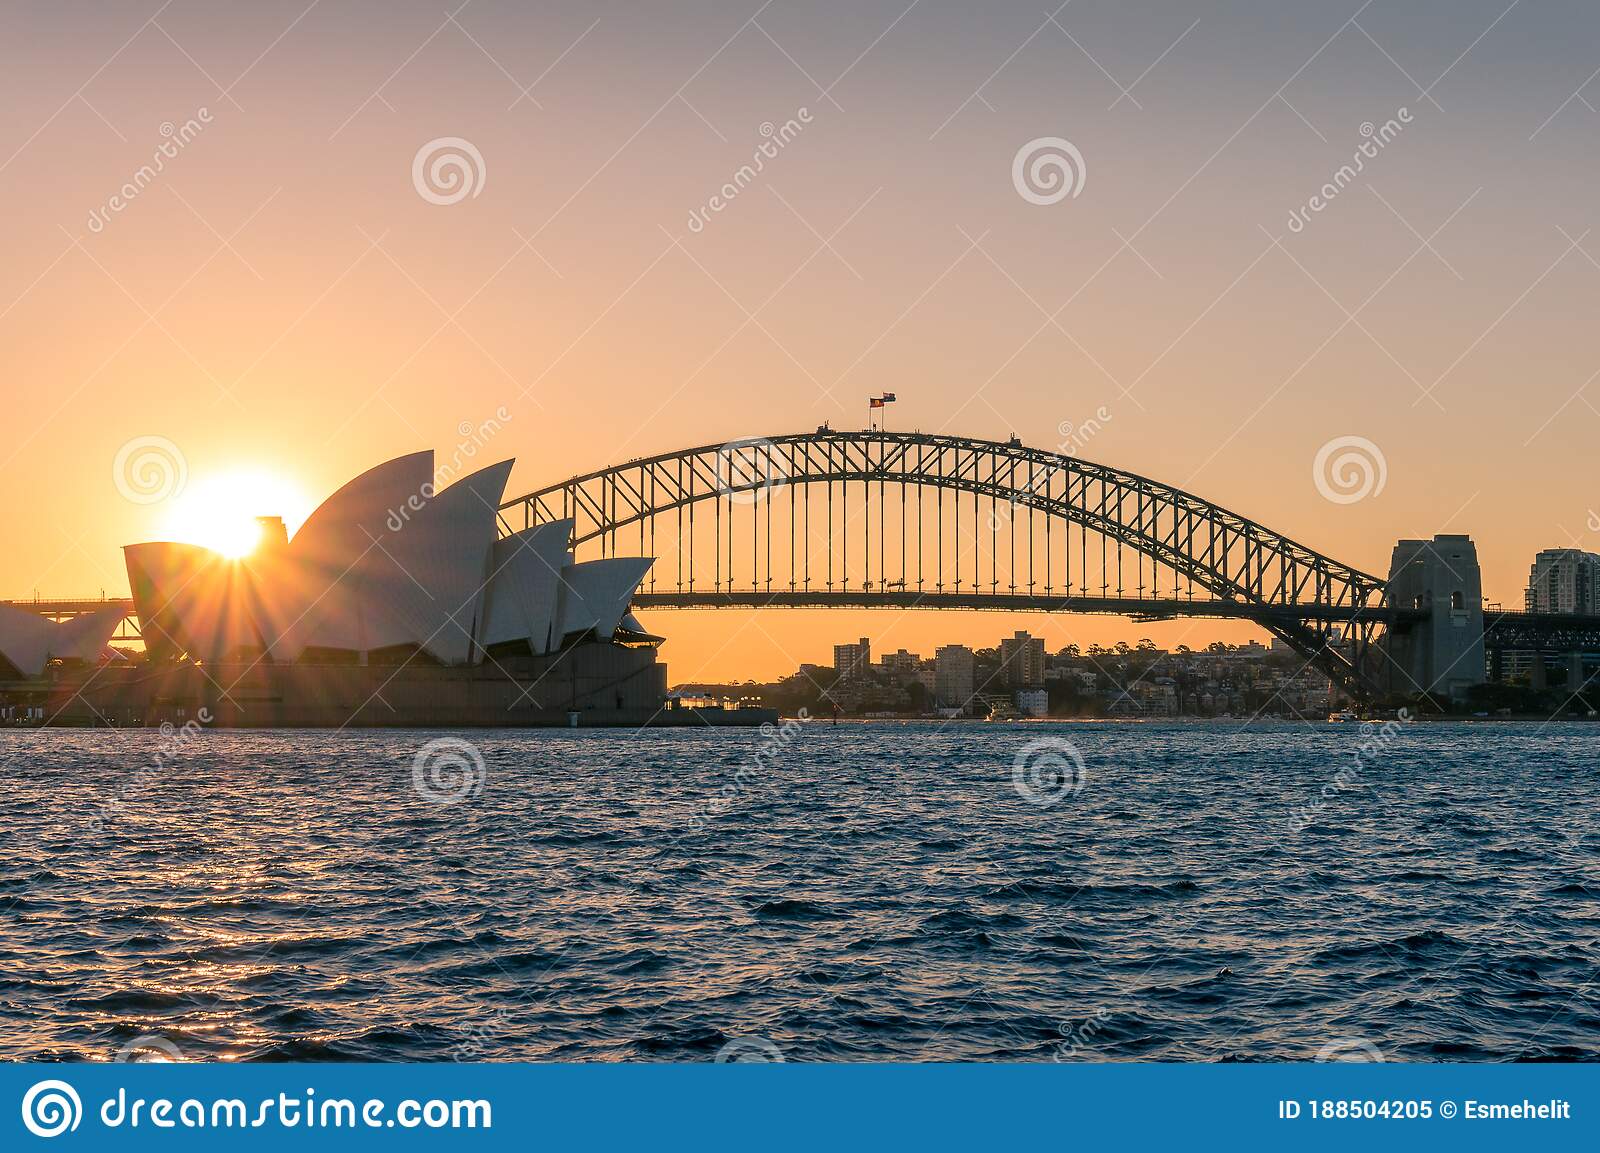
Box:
[78, 450, 680, 727]
[1015, 688, 1048, 718]
[878, 648, 921, 679]
[998, 630, 1045, 687]
[935, 644, 975, 709]
[125, 451, 653, 667]
[833, 637, 871, 682]
[1525, 548, 1600, 614]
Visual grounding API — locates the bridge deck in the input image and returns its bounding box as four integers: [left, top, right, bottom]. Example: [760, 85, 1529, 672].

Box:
[633, 589, 1413, 624]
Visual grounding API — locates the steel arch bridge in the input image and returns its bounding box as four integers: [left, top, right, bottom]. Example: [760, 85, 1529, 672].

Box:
[500, 430, 1407, 698]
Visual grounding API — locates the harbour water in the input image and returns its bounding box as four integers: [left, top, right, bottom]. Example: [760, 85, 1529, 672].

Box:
[2, 721, 1597, 1062]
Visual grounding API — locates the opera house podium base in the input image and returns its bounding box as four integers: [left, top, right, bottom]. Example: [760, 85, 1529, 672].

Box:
[39, 640, 740, 729]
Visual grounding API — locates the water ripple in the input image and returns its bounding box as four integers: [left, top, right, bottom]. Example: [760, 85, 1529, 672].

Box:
[1, 721, 1597, 1061]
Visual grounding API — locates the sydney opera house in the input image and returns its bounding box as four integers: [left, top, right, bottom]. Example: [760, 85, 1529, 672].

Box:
[9, 451, 679, 727]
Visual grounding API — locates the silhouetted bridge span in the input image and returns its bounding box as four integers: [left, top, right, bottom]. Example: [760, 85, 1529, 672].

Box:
[14, 432, 1598, 703]
[500, 429, 1433, 699]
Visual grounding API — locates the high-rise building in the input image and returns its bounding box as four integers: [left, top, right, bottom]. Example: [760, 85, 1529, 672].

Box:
[999, 630, 1046, 687]
[1526, 548, 1600, 614]
[934, 644, 975, 708]
[878, 648, 921, 680]
[833, 637, 871, 682]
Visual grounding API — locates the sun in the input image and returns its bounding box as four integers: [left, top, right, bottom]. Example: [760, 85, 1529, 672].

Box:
[158, 468, 311, 559]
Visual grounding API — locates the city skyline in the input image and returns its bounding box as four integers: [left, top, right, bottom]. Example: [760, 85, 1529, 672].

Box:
[6, 1, 1600, 683]
[6, 0, 1600, 1090]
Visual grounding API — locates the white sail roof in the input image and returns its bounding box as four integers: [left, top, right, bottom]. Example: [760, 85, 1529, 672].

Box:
[120, 452, 653, 667]
[0, 602, 126, 677]
[479, 519, 572, 654]
[555, 557, 653, 644]
[267, 450, 434, 661]
[124, 542, 249, 662]
[365, 458, 512, 664]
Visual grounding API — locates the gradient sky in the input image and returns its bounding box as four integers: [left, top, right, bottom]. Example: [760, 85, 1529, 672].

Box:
[4, 0, 1599, 681]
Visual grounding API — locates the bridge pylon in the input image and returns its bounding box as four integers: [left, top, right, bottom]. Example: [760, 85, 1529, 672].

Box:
[500, 429, 1419, 703]
[1380, 534, 1486, 702]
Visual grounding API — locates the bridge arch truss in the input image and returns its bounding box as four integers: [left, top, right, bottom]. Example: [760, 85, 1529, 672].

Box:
[501, 431, 1395, 697]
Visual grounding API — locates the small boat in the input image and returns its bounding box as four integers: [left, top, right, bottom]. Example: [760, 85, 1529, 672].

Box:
[1327, 709, 1359, 723]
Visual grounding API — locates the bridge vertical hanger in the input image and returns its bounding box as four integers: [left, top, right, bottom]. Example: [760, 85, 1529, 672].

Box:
[500, 430, 1428, 702]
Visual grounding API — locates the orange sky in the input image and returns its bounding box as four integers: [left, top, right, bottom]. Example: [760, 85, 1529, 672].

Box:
[3, 2, 1598, 681]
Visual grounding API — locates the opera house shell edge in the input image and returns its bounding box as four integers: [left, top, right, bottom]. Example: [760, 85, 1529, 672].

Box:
[42, 451, 673, 727]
